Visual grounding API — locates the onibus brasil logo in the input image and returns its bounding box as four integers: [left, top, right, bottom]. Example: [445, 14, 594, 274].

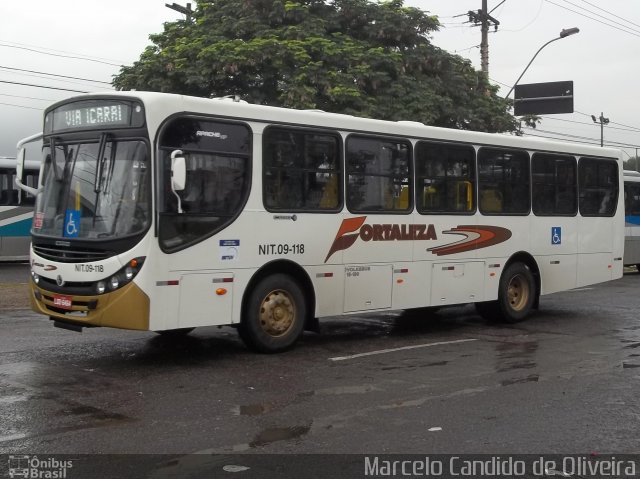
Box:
[324, 216, 512, 262]
[8, 455, 73, 478]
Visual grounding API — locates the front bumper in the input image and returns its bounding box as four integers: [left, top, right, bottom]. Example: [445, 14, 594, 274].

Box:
[30, 280, 150, 331]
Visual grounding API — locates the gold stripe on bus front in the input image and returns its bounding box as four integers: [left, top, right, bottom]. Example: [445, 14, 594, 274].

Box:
[29, 281, 150, 331]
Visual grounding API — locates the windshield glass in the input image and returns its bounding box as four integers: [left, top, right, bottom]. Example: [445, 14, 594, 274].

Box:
[34, 139, 150, 239]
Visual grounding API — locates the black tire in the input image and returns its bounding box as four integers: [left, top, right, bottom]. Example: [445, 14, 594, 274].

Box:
[155, 327, 195, 337]
[496, 262, 536, 323]
[476, 262, 536, 323]
[239, 274, 306, 353]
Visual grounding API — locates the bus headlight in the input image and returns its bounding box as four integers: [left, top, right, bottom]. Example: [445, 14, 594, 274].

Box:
[31, 271, 40, 285]
[124, 266, 134, 281]
[94, 257, 145, 294]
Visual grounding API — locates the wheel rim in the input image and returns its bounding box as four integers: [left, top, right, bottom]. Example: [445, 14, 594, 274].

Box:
[259, 289, 296, 337]
[507, 273, 530, 311]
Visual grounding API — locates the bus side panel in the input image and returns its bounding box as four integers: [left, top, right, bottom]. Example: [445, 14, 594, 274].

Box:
[391, 261, 429, 310]
[308, 265, 344, 317]
[430, 261, 485, 306]
[530, 216, 578, 295]
[576, 216, 615, 287]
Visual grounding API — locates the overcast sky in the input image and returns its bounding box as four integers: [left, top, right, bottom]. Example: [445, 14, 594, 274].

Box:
[1, 0, 639, 161]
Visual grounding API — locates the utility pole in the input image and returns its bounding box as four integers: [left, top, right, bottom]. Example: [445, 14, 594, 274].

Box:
[165, 2, 193, 22]
[591, 112, 609, 147]
[467, 0, 500, 76]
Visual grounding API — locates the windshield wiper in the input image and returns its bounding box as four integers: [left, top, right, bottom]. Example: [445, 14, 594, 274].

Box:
[93, 133, 110, 193]
[49, 137, 61, 181]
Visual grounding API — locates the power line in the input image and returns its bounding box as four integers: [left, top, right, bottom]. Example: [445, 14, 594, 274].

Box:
[0, 80, 88, 93]
[0, 39, 128, 64]
[0, 66, 110, 85]
[0, 68, 113, 90]
[0, 42, 123, 67]
[577, 0, 640, 30]
[0, 93, 58, 102]
[557, 0, 640, 33]
[544, 0, 640, 38]
[522, 126, 640, 148]
[540, 115, 640, 133]
[0, 101, 43, 111]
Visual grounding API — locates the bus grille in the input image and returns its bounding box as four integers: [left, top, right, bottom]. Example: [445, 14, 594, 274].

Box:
[33, 245, 114, 263]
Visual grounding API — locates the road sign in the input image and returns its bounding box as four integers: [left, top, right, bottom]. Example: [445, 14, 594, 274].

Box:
[514, 81, 573, 115]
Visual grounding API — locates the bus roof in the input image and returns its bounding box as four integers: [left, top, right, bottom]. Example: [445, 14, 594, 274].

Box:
[49, 91, 623, 160]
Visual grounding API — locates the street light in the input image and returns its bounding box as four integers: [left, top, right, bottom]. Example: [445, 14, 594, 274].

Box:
[505, 27, 580, 99]
[591, 112, 610, 147]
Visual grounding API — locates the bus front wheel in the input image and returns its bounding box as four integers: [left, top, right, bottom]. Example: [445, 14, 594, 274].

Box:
[240, 274, 306, 353]
[476, 262, 535, 323]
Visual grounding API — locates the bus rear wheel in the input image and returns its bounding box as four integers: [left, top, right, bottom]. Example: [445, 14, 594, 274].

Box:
[476, 262, 535, 323]
[240, 274, 306, 353]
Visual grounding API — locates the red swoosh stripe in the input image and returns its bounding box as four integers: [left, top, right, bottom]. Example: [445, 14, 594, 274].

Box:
[428, 225, 512, 256]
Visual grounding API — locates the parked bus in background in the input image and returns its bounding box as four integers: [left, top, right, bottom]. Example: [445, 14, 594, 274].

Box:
[623, 170, 640, 269]
[16, 92, 624, 352]
[0, 155, 39, 261]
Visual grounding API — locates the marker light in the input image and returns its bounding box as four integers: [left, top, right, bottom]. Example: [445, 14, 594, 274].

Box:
[216, 288, 227, 296]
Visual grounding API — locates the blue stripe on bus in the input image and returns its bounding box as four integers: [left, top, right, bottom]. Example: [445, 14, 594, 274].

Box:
[0, 218, 32, 237]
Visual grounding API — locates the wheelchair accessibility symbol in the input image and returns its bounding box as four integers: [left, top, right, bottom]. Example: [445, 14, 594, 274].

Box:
[551, 226, 561, 245]
[64, 209, 81, 238]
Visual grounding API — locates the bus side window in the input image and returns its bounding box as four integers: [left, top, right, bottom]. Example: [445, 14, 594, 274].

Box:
[263, 127, 341, 212]
[415, 141, 475, 215]
[19, 172, 39, 206]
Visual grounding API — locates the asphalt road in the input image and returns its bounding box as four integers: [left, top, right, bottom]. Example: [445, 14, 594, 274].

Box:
[1, 265, 639, 477]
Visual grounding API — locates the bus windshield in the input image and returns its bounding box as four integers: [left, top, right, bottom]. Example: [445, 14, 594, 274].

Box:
[34, 138, 151, 240]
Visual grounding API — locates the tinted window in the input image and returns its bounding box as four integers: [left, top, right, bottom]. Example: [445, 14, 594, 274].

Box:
[532, 153, 577, 216]
[579, 157, 618, 217]
[625, 180, 640, 216]
[158, 118, 251, 252]
[415, 141, 475, 214]
[478, 148, 530, 215]
[346, 136, 412, 213]
[263, 128, 341, 211]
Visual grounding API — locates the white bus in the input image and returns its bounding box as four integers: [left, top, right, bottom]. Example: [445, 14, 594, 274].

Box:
[0, 155, 40, 261]
[623, 170, 640, 268]
[16, 92, 624, 352]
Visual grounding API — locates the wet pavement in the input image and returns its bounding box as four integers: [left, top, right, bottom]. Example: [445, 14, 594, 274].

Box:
[1, 267, 640, 462]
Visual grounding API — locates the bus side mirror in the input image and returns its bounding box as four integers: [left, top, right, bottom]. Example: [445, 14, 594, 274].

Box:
[170, 150, 186, 191]
[15, 149, 24, 204]
[170, 150, 186, 214]
[14, 132, 42, 198]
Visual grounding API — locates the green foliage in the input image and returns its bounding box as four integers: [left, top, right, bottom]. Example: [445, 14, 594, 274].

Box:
[113, 0, 517, 133]
[624, 157, 640, 171]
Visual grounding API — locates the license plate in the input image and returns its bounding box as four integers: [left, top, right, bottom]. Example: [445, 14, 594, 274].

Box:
[53, 294, 73, 310]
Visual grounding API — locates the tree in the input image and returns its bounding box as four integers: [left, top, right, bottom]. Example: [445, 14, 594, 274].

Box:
[113, 0, 517, 133]
[624, 157, 640, 171]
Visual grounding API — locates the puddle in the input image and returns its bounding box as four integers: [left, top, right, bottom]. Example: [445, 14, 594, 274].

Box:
[233, 404, 272, 416]
[501, 374, 539, 386]
[496, 361, 537, 372]
[381, 361, 448, 371]
[622, 362, 640, 369]
[0, 395, 29, 405]
[249, 424, 311, 448]
[314, 385, 379, 395]
[495, 340, 539, 376]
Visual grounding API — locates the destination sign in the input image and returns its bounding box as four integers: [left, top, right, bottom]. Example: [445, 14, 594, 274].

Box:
[45, 100, 144, 133]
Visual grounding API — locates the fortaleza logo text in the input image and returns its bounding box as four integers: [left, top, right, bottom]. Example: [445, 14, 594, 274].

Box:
[324, 216, 512, 262]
